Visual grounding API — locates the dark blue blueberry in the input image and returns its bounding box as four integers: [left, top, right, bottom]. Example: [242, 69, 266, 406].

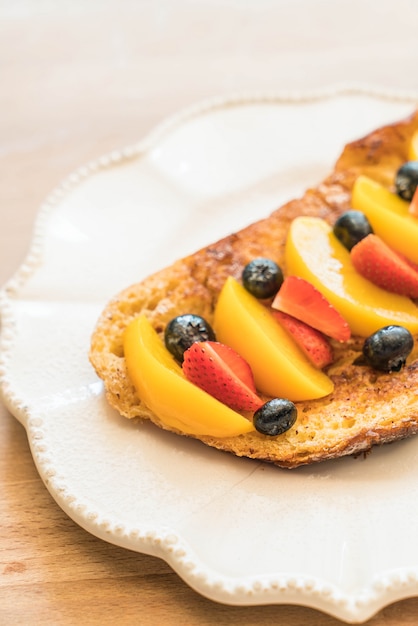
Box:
[362, 325, 414, 372]
[395, 161, 418, 201]
[333, 210, 373, 251]
[242, 258, 283, 299]
[164, 314, 215, 362]
[253, 398, 297, 436]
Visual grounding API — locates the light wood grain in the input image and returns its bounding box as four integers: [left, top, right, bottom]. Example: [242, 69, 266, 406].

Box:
[3, 2, 418, 624]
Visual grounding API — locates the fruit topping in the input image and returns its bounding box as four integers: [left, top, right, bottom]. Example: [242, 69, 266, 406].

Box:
[395, 161, 418, 201]
[332, 210, 373, 251]
[352, 175, 409, 218]
[272, 275, 350, 342]
[164, 314, 216, 362]
[361, 325, 414, 372]
[182, 341, 262, 412]
[285, 215, 418, 336]
[242, 257, 283, 299]
[352, 176, 418, 265]
[214, 277, 334, 401]
[409, 130, 418, 161]
[124, 315, 255, 437]
[271, 310, 334, 369]
[253, 398, 297, 436]
[351, 234, 418, 298]
[409, 187, 418, 217]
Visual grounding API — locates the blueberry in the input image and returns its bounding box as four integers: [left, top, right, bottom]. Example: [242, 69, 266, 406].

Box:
[362, 325, 414, 372]
[395, 161, 418, 201]
[164, 314, 215, 362]
[253, 398, 297, 436]
[333, 210, 373, 251]
[242, 258, 283, 299]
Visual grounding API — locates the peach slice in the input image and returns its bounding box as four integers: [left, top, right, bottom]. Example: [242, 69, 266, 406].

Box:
[409, 129, 418, 160]
[351, 175, 418, 264]
[352, 175, 409, 216]
[123, 315, 255, 437]
[285, 216, 418, 336]
[213, 277, 334, 401]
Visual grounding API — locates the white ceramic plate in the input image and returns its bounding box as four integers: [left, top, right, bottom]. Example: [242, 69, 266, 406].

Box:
[2, 87, 418, 624]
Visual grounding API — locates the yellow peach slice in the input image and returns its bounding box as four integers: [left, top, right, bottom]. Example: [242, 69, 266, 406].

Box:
[123, 315, 255, 437]
[352, 175, 409, 216]
[409, 129, 418, 160]
[285, 216, 418, 336]
[213, 277, 334, 401]
[351, 175, 418, 263]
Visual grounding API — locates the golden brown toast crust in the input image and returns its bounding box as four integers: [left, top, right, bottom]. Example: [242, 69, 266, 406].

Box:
[89, 111, 418, 468]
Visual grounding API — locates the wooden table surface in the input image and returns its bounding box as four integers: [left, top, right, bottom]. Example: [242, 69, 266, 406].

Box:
[3, 2, 418, 624]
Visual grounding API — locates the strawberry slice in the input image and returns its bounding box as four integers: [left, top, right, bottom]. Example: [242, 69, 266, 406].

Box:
[351, 233, 418, 298]
[182, 341, 263, 412]
[409, 187, 418, 217]
[272, 276, 351, 342]
[272, 310, 334, 369]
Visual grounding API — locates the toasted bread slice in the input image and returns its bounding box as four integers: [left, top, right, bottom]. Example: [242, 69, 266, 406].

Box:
[89, 111, 418, 468]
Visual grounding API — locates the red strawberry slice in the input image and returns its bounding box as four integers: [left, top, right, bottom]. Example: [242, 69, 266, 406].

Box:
[182, 341, 263, 412]
[409, 187, 418, 217]
[272, 310, 334, 369]
[351, 233, 418, 298]
[272, 276, 351, 342]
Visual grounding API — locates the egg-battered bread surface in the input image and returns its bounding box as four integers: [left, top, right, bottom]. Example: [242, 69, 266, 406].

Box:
[90, 111, 418, 468]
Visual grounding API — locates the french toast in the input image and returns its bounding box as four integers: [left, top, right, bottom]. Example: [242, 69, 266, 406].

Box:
[89, 110, 418, 468]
